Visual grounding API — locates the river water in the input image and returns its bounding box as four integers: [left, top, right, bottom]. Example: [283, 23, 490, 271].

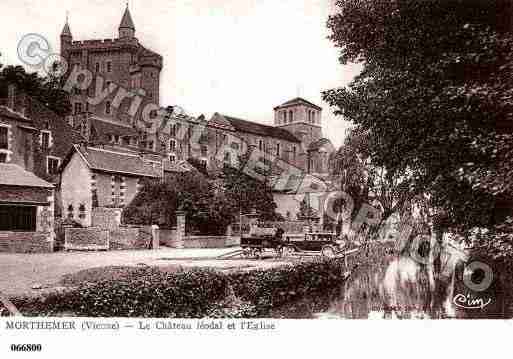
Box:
[271, 245, 493, 319]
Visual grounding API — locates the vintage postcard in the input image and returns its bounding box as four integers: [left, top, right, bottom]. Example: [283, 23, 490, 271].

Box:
[0, 0, 511, 357]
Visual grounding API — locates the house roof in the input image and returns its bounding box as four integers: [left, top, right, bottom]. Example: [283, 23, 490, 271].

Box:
[75, 146, 161, 178]
[308, 138, 333, 152]
[164, 160, 195, 173]
[274, 97, 323, 111]
[210, 113, 301, 143]
[0, 106, 33, 124]
[0, 164, 54, 188]
[90, 118, 139, 138]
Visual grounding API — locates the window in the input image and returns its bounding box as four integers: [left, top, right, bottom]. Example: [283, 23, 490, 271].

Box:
[114, 135, 120, 144]
[148, 141, 154, 150]
[74, 88, 81, 95]
[258, 140, 263, 151]
[293, 146, 297, 159]
[289, 110, 294, 122]
[47, 157, 60, 175]
[0, 153, 7, 163]
[107, 61, 112, 73]
[74, 102, 83, 115]
[105, 101, 111, 115]
[0, 205, 36, 231]
[169, 154, 176, 163]
[41, 131, 51, 150]
[0, 126, 8, 150]
[171, 124, 177, 137]
[282, 111, 287, 122]
[95, 62, 100, 72]
[200, 159, 207, 168]
[276, 143, 281, 157]
[169, 139, 177, 151]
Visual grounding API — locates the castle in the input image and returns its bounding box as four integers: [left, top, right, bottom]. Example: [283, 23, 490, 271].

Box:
[58, 5, 335, 222]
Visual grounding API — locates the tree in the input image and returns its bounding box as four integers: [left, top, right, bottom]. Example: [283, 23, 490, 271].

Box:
[0, 64, 71, 116]
[221, 165, 279, 222]
[123, 166, 280, 234]
[323, 0, 512, 235]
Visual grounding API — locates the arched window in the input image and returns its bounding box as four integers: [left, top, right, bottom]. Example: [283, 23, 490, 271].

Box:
[105, 101, 111, 115]
[289, 110, 293, 122]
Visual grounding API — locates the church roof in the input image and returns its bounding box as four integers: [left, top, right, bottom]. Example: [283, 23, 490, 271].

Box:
[274, 97, 322, 111]
[209, 113, 301, 143]
[119, 7, 135, 30]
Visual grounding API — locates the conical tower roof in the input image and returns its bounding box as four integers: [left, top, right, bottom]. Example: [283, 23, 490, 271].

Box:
[119, 6, 135, 30]
[61, 20, 72, 37]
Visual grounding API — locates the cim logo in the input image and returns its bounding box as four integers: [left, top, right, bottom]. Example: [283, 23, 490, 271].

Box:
[453, 293, 492, 310]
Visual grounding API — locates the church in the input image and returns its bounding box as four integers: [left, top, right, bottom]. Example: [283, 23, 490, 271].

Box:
[58, 5, 336, 223]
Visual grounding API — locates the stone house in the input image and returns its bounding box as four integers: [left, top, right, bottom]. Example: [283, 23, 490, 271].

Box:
[0, 106, 55, 253]
[59, 144, 194, 227]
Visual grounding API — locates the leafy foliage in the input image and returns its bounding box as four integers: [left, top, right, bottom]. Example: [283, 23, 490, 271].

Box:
[3, 260, 351, 318]
[0, 64, 71, 116]
[323, 0, 513, 233]
[122, 166, 280, 234]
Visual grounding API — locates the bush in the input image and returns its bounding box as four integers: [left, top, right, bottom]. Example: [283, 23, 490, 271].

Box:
[5, 260, 350, 318]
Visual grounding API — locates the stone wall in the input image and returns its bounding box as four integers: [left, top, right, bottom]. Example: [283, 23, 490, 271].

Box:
[64, 227, 109, 251]
[0, 232, 53, 253]
[182, 236, 233, 249]
[109, 226, 152, 250]
[159, 228, 178, 247]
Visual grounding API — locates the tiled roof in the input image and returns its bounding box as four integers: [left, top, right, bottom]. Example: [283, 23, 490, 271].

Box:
[308, 138, 333, 151]
[274, 97, 322, 111]
[76, 146, 161, 178]
[210, 113, 301, 143]
[164, 160, 195, 173]
[90, 118, 139, 137]
[0, 164, 54, 188]
[0, 106, 33, 123]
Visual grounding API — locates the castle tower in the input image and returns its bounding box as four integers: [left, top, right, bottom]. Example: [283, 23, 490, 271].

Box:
[59, 5, 162, 129]
[60, 15, 72, 58]
[119, 5, 135, 40]
[273, 97, 323, 150]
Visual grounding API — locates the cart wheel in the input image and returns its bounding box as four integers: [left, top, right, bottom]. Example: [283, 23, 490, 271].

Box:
[321, 245, 336, 258]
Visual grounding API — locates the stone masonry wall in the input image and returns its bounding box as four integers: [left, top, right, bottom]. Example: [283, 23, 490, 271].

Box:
[0, 232, 53, 253]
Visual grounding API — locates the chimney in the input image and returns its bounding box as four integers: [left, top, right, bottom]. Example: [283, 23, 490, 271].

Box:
[7, 84, 16, 110]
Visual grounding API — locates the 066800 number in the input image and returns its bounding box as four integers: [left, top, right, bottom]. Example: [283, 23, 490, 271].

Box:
[10, 344, 42, 352]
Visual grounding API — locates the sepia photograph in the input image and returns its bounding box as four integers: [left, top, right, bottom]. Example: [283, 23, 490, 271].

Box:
[0, 0, 511, 356]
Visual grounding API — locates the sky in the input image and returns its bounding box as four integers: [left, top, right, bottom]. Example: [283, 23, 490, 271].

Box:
[0, 0, 362, 147]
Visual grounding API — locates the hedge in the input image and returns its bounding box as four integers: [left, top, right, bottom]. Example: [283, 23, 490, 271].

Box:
[2, 259, 351, 318]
